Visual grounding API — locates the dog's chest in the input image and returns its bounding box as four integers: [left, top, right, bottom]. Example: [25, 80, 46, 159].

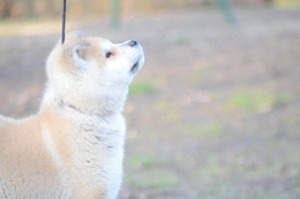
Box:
[66, 114, 126, 193]
[74, 114, 126, 156]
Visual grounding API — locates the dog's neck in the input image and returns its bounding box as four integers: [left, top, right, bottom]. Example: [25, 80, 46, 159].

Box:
[58, 98, 95, 115]
[40, 87, 123, 119]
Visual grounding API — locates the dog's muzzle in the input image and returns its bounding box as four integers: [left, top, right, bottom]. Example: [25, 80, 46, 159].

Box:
[128, 40, 144, 73]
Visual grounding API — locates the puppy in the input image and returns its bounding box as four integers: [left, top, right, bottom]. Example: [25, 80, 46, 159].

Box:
[0, 31, 144, 199]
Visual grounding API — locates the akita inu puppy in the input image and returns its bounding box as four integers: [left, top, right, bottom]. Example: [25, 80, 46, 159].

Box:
[0, 31, 144, 199]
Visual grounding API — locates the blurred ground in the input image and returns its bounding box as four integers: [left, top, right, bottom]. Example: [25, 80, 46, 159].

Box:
[0, 7, 300, 199]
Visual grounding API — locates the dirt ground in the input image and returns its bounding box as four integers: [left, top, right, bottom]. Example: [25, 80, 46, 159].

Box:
[0, 7, 300, 199]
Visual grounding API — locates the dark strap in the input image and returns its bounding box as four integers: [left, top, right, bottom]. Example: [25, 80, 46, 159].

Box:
[61, 0, 67, 45]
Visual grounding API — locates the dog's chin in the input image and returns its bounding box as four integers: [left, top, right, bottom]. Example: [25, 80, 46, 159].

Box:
[130, 60, 140, 73]
[130, 56, 143, 74]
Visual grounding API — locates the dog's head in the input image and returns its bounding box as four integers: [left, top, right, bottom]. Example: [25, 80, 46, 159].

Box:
[46, 31, 145, 115]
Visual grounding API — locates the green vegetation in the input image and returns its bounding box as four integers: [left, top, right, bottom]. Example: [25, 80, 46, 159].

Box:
[125, 153, 177, 189]
[129, 80, 156, 96]
[168, 34, 190, 46]
[197, 123, 222, 137]
[202, 185, 290, 199]
[256, 191, 289, 199]
[181, 123, 223, 138]
[229, 89, 273, 111]
[203, 184, 237, 198]
[125, 169, 179, 189]
[126, 154, 167, 170]
[228, 88, 292, 112]
[155, 100, 181, 123]
[204, 156, 222, 177]
[273, 92, 292, 107]
[274, 0, 300, 8]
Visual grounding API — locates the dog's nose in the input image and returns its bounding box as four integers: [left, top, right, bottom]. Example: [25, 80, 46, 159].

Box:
[128, 40, 138, 47]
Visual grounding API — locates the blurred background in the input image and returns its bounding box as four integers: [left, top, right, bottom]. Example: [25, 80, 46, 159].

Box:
[0, 0, 300, 198]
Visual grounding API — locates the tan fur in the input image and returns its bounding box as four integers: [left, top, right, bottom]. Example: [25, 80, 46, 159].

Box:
[0, 116, 57, 183]
[0, 31, 144, 198]
[39, 107, 73, 162]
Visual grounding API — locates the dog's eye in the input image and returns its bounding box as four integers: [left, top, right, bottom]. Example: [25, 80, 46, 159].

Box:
[106, 52, 112, 58]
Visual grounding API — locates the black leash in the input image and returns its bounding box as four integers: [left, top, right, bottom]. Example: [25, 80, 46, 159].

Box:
[61, 0, 67, 45]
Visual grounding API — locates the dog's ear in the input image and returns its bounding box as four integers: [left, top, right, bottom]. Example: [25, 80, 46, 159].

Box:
[64, 40, 91, 69]
[71, 41, 90, 67]
[65, 30, 85, 43]
[59, 30, 90, 68]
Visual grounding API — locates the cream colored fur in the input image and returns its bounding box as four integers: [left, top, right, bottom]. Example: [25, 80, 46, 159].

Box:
[0, 31, 144, 199]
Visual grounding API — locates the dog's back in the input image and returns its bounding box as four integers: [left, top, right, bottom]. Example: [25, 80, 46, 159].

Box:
[0, 116, 66, 198]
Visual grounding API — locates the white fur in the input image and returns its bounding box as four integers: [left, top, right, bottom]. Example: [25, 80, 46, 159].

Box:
[0, 32, 144, 199]
[41, 124, 64, 169]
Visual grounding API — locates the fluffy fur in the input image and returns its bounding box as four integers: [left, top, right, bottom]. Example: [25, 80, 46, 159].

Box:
[0, 31, 145, 199]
